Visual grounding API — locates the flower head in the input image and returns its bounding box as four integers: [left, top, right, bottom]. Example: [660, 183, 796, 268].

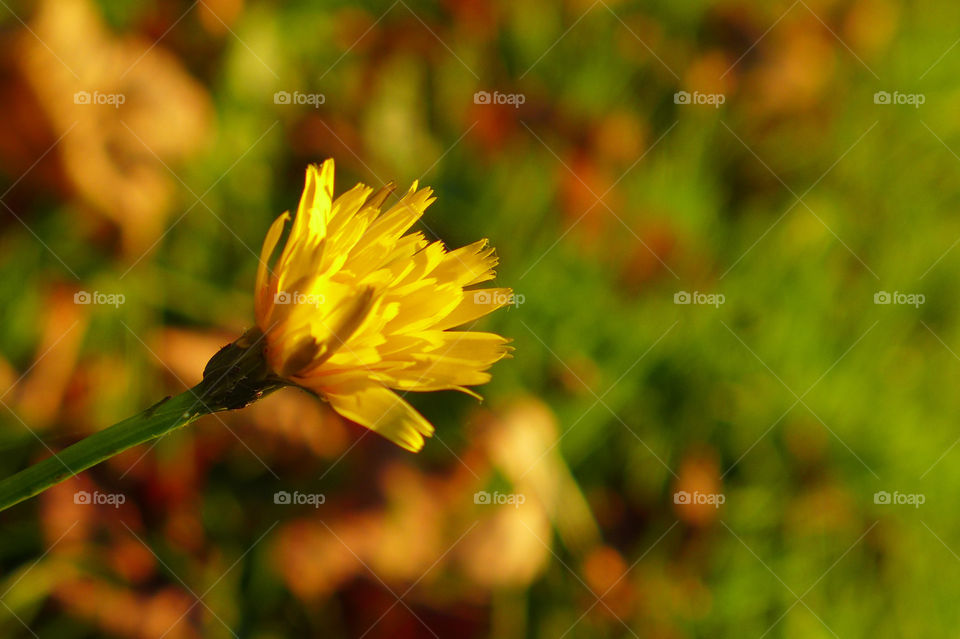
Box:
[254, 160, 512, 451]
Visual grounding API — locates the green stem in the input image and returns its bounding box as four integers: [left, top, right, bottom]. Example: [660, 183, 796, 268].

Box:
[0, 327, 287, 513]
[0, 389, 213, 513]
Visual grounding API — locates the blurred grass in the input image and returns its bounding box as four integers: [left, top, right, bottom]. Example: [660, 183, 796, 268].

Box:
[1, 0, 960, 637]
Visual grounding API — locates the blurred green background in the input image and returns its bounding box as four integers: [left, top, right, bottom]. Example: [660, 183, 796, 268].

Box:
[1, 0, 958, 636]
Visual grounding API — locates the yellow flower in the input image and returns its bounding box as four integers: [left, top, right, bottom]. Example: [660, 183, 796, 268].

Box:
[254, 160, 513, 452]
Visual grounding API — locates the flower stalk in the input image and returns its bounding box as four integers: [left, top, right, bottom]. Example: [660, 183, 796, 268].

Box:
[0, 331, 285, 513]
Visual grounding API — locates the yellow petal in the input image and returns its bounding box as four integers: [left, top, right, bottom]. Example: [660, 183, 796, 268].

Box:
[323, 381, 434, 452]
[348, 186, 435, 264]
[373, 331, 510, 394]
[297, 287, 376, 375]
[295, 163, 331, 240]
[433, 288, 514, 330]
[383, 281, 461, 335]
[324, 183, 375, 258]
[432, 239, 499, 287]
[275, 162, 335, 288]
[420, 331, 512, 362]
[255, 212, 290, 326]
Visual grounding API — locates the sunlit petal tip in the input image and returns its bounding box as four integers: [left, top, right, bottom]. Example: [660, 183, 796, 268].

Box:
[364, 182, 396, 211]
[316, 159, 335, 198]
[455, 386, 484, 401]
[255, 212, 292, 324]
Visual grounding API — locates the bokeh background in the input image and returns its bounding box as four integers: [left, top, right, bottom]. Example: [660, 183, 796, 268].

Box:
[0, 0, 957, 636]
